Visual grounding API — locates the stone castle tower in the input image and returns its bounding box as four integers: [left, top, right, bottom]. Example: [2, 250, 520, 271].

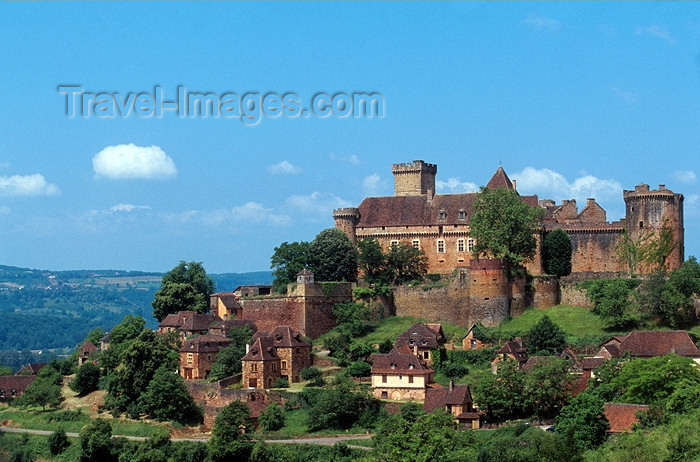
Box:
[333, 208, 360, 243]
[392, 160, 437, 197]
[624, 184, 684, 270]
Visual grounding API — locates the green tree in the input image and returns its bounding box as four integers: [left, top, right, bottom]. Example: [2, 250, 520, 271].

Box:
[526, 315, 567, 355]
[300, 366, 324, 386]
[556, 391, 609, 452]
[346, 361, 372, 377]
[79, 418, 115, 462]
[209, 401, 253, 462]
[209, 325, 253, 380]
[270, 241, 311, 293]
[48, 428, 70, 455]
[308, 228, 358, 282]
[0, 364, 12, 375]
[357, 238, 393, 285]
[386, 241, 429, 284]
[469, 186, 544, 274]
[474, 360, 528, 421]
[152, 261, 214, 321]
[100, 314, 146, 372]
[137, 366, 203, 425]
[524, 357, 574, 419]
[588, 278, 639, 329]
[71, 362, 101, 396]
[15, 376, 63, 410]
[258, 402, 286, 432]
[542, 228, 572, 277]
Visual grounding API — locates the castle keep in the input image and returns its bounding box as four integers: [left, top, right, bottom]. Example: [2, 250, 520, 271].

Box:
[334, 160, 684, 276]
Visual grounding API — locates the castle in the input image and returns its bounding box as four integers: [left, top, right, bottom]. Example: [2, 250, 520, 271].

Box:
[334, 160, 684, 277]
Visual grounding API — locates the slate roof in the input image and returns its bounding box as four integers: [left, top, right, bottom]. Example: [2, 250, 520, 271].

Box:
[618, 331, 700, 358]
[180, 334, 232, 353]
[371, 348, 433, 375]
[159, 311, 197, 328]
[423, 383, 473, 413]
[603, 403, 649, 433]
[80, 341, 97, 355]
[486, 166, 514, 190]
[0, 376, 35, 395]
[495, 340, 528, 363]
[249, 326, 309, 349]
[582, 357, 606, 370]
[242, 337, 279, 362]
[395, 323, 445, 349]
[181, 313, 223, 332]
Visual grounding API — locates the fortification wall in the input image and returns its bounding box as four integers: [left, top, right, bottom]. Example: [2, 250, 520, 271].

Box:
[532, 277, 560, 308]
[568, 230, 625, 273]
[186, 382, 276, 429]
[239, 297, 306, 335]
[393, 281, 469, 326]
[559, 281, 592, 308]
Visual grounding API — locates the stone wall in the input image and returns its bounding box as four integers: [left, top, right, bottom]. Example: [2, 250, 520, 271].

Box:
[568, 230, 626, 274]
[393, 278, 470, 326]
[560, 281, 592, 308]
[239, 297, 306, 335]
[532, 277, 560, 308]
[186, 382, 278, 430]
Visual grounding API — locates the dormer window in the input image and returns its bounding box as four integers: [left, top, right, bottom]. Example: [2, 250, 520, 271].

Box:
[408, 364, 414, 370]
[422, 339, 427, 345]
[458, 210, 466, 220]
[439, 210, 446, 220]
[409, 339, 414, 345]
[390, 362, 396, 369]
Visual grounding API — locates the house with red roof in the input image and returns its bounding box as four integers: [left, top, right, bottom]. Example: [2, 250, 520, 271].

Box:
[395, 322, 445, 365]
[180, 334, 232, 380]
[593, 330, 700, 363]
[424, 380, 482, 428]
[157, 311, 223, 343]
[603, 403, 649, 433]
[0, 376, 36, 399]
[78, 340, 98, 366]
[209, 292, 243, 320]
[491, 339, 528, 373]
[241, 326, 311, 389]
[371, 347, 435, 401]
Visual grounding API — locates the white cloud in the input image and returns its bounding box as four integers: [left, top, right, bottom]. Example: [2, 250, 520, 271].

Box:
[0, 174, 59, 197]
[511, 167, 622, 205]
[673, 170, 697, 184]
[285, 192, 351, 218]
[330, 153, 360, 165]
[93, 144, 177, 180]
[110, 203, 152, 213]
[161, 202, 291, 227]
[436, 178, 479, 194]
[362, 174, 390, 196]
[636, 24, 675, 44]
[524, 15, 560, 31]
[267, 160, 302, 175]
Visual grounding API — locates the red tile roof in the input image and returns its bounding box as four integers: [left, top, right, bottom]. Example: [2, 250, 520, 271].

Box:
[581, 357, 606, 371]
[80, 341, 97, 355]
[181, 313, 223, 332]
[180, 334, 232, 353]
[371, 348, 434, 375]
[0, 376, 36, 396]
[17, 363, 46, 375]
[618, 331, 700, 358]
[603, 403, 649, 433]
[486, 166, 514, 190]
[210, 292, 242, 310]
[159, 311, 197, 328]
[496, 340, 528, 363]
[249, 326, 309, 349]
[424, 383, 473, 413]
[242, 337, 279, 362]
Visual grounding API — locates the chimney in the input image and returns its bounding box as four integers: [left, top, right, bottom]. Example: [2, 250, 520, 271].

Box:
[449, 379, 454, 391]
[413, 344, 418, 356]
[512, 179, 516, 192]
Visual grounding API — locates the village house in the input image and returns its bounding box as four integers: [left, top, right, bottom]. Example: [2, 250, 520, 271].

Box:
[241, 326, 311, 389]
[491, 339, 528, 373]
[179, 334, 232, 380]
[424, 379, 481, 429]
[209, 292, 243, 320]
[395, 322, 446, 365]
[0, 376, 36, 399]
[462, 324, 489, 350]
[16, 363, 46, 376]
[593, 330, 700, 364]
[78, 340, 98, 366]
[158, 311, 223, 342]
[371, 347, 435, 401]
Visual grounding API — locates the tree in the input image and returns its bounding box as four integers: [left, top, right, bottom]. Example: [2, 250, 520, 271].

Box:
[474, 360, 528, 421]
[357, 238, 393, 285]
[48, 428, 70, 455]
[524, 357, 574, 419]
[542, 228, 572, 277]
[209, 325, 253, 380]
[100, 314, 146, 372]
[258, 402, 285, 432]
[300, 366, 324, 386]
[0, 364, 12, 376]
[588, 278, 639, 329]
[152, 261, 214, 321]
[71, 362, 101, 396]
[209, 401, 253, 462]
[137, 366, 202, 425]
[308, 228, 358, 282]
[15, 376, 63, 410]
[270, 241, 311, 293]
[358, 239, 429, 286]
[79, 418, 115, 462]
[526, 315, 567, 355]
[346, 361, 372, 377]
[469, 186, 544, 274]
[556, 391, 609, 452]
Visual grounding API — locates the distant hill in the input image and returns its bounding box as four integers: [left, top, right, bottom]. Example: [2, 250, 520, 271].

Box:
[0, 264, 273, 351]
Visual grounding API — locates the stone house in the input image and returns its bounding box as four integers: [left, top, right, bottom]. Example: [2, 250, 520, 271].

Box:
[158, 311, 223, 343]
[594, 330, 700, 364]
[395, 322, 445, 365]
[209, 292, 243, 320]
[180, 334, 232, 380]
[462, 324, 489, 350]
[241, 326, 311, 389]
[371, 347, 434, 401]
[491, 339, 528, 373]
[424, 380, 481, 429]
[78, 340, 98, 366]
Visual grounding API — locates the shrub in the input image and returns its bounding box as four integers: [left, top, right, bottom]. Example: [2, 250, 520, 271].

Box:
[346, 361, 371, 377]
[273, 378, 289, 388]
[48, 428, 70, 455]
[300, 366, 324, 386]
[258, 402, 285, 432]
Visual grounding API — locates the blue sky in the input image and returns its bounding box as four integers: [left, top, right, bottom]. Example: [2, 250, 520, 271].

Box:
[1, 2, 699, 274]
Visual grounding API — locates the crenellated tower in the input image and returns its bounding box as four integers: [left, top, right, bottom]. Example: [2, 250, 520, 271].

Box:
[333, 207, 360, 243]
[392, 160, 437, 197]
[623, 183, 684, 270]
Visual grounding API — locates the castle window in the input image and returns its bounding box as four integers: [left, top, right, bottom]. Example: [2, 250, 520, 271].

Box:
[457, 239, 465, 252]
[458, 210, 466, 220]
[282, 360, 287, 369]
[251, 363, 258, 372]
[467, 238, 475, 252]
[639, 221, 644, 229]
[186, 353, 193, 364]
[437, 240, 445, 253]
[412, 239, 420, 249]
[272, 363, 277, 371]
[439, 210, 446, 220]
[390, 240, 399, 248]
[382, 374, 387, 383]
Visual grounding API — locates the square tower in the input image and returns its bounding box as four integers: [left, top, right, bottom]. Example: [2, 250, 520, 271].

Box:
[392, 160, 437, 197]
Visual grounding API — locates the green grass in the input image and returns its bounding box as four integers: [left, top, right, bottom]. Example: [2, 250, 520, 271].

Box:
[0, 432, 81, 462]
[358, 316, 466, 346]
[0, 406, 162, 437]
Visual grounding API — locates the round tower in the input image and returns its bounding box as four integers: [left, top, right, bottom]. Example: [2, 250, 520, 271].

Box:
[623, 184, 684, 270]
[333, 207, 360, 243]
